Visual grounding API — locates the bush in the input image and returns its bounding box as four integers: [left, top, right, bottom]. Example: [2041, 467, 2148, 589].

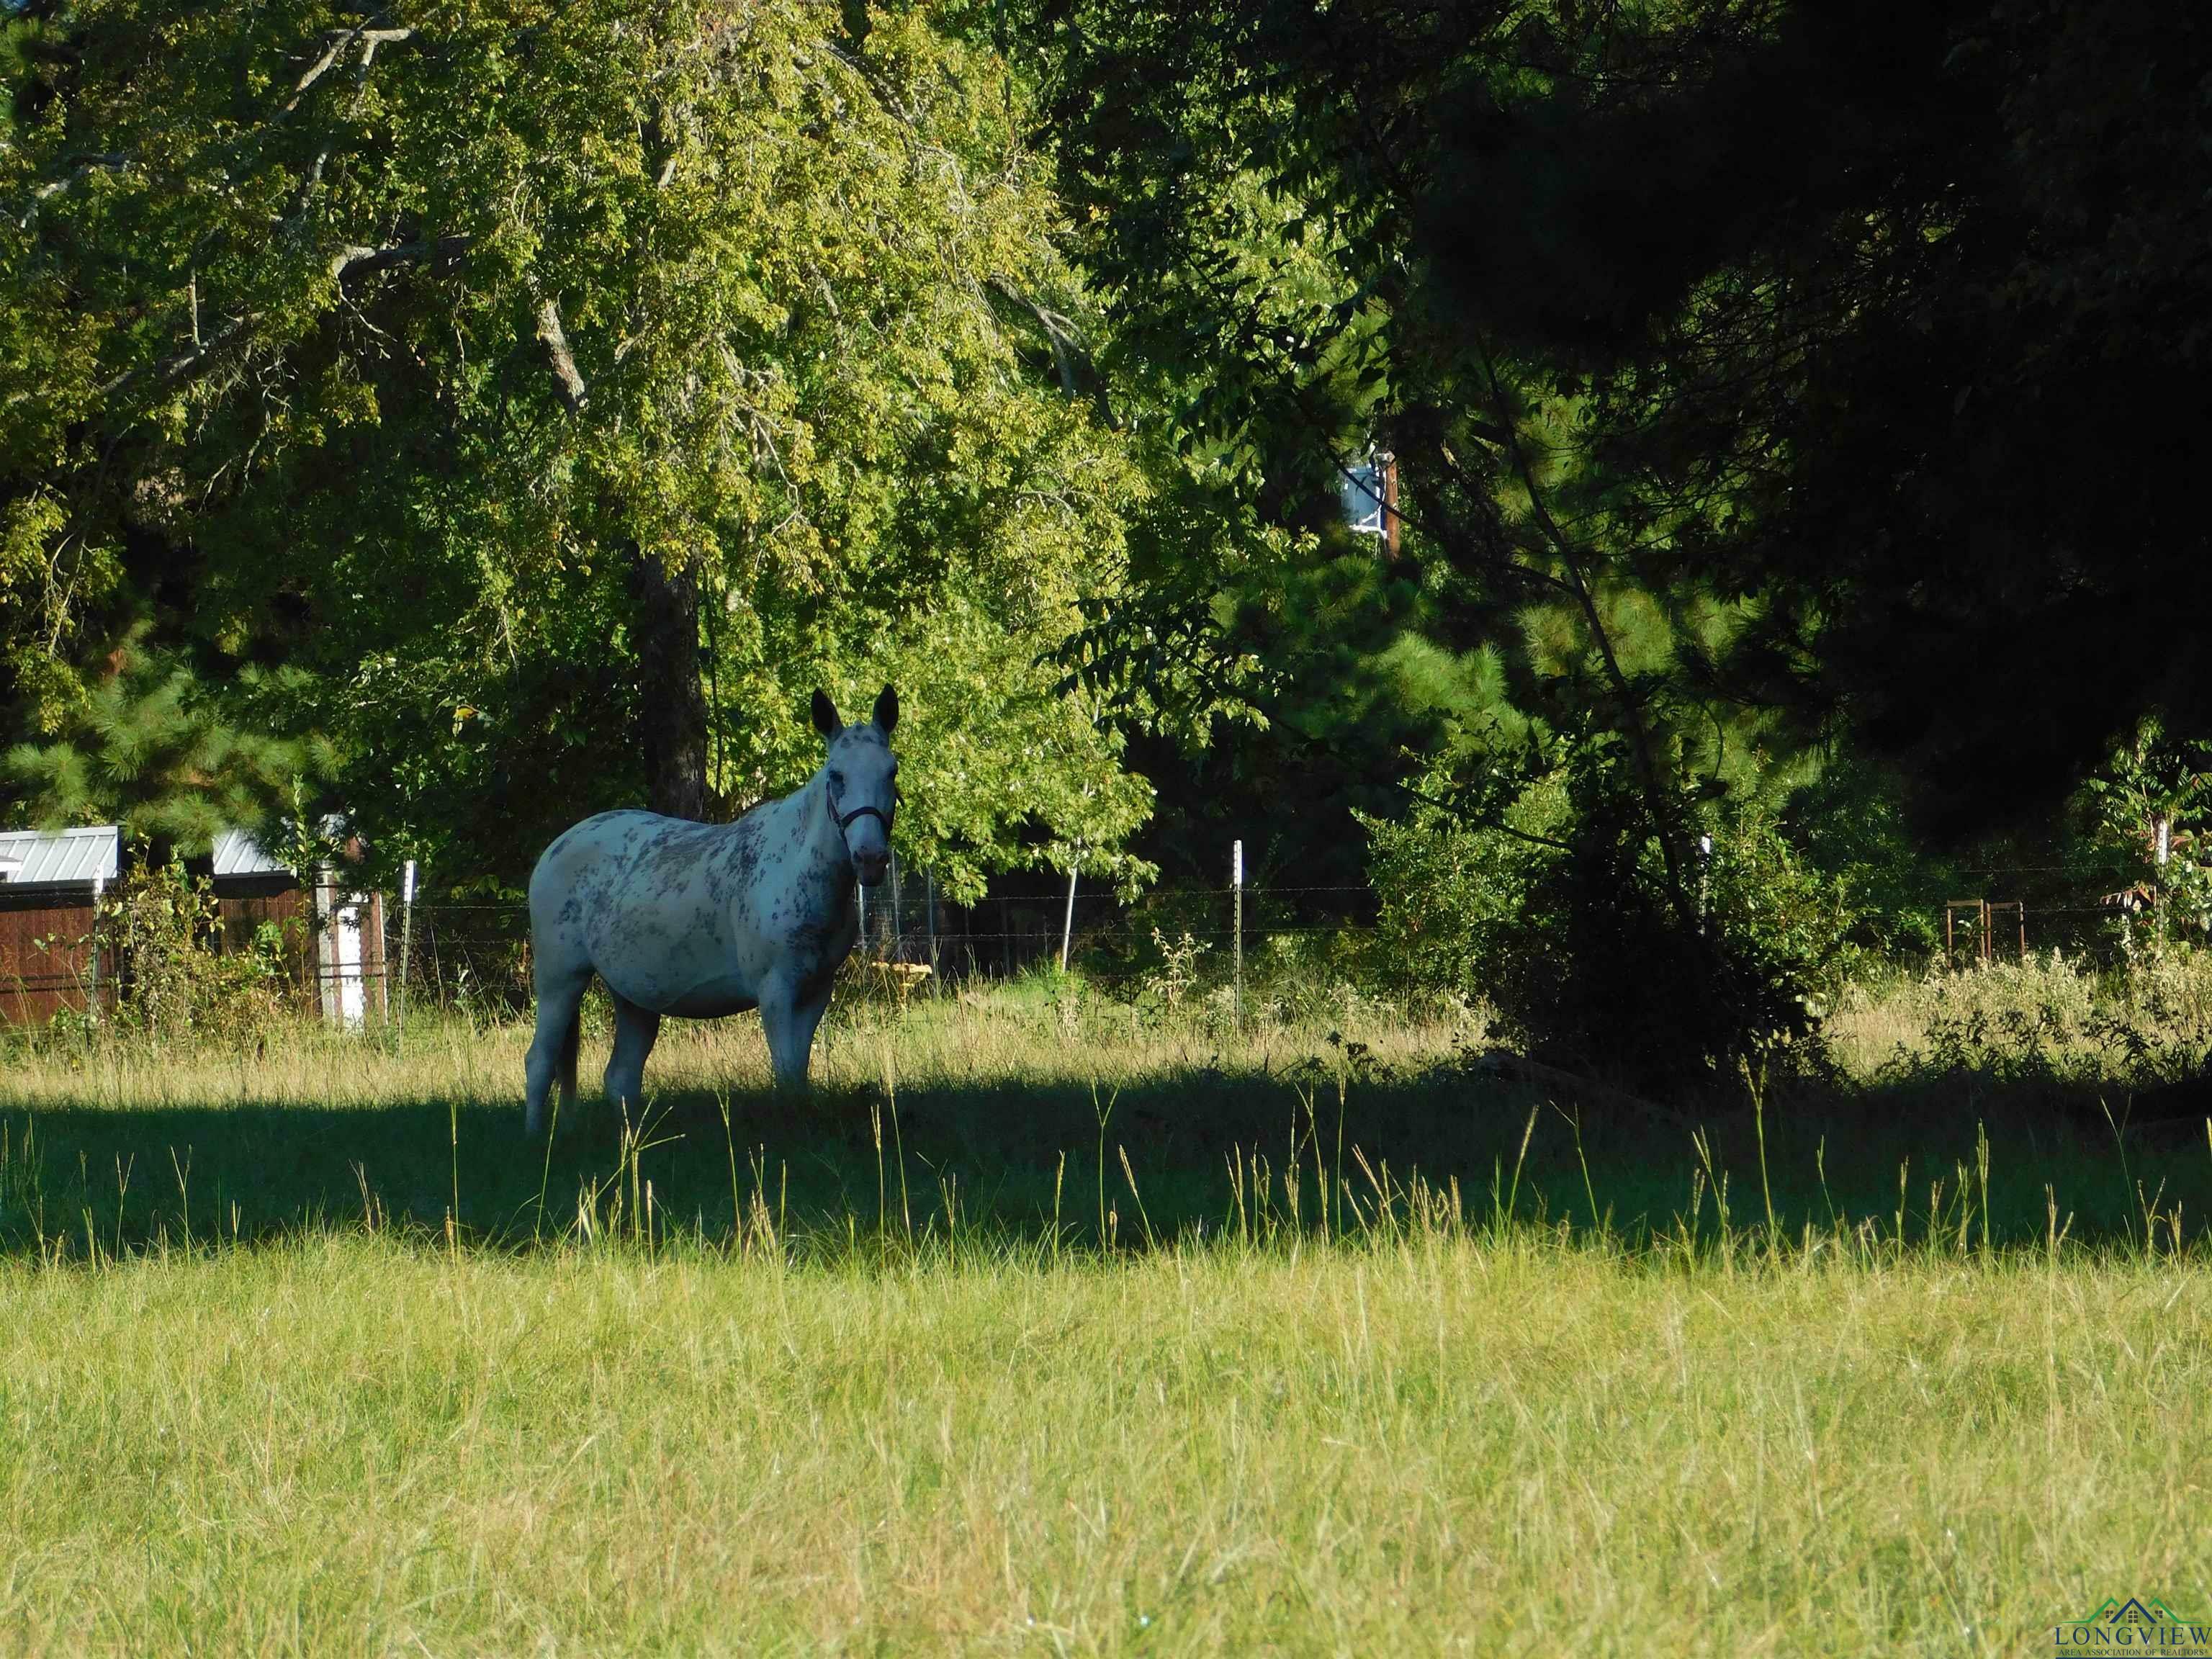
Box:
[1365, 740, 1859, 1094]
[94, 856, 296, 1044]
[1832, 950, 2212, 1088]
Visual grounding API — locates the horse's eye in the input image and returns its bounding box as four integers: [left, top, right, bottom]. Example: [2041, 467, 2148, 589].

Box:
[829, 770, 845, 790]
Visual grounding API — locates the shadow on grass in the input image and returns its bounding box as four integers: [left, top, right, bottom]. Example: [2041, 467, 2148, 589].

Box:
[3, 1055, 2210, 1259]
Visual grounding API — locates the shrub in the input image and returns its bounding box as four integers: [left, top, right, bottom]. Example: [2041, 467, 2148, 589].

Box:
[94, 856, 296, 1043]
[1364, 740, 1861, 1094]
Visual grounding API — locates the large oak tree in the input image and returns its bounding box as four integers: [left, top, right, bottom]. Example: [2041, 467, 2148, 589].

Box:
[1, 0, 1151, 895]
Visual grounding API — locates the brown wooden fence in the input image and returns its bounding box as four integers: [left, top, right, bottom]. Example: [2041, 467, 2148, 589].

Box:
[0, 896, 111, 1023]
[0, 885, 389, 1025]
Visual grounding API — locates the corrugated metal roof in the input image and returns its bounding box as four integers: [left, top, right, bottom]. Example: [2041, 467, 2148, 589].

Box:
[211, 829, 291, 878]
[0, 825, 120, 887]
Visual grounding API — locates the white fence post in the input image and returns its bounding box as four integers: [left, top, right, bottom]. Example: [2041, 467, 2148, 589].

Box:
[397, 859, 416, 1039]
[88, 871, 104, 1025]
[1233, 840, 1244, 1022]
[1697, 835, 1712, 934]
[1060, 855, 1079, 973]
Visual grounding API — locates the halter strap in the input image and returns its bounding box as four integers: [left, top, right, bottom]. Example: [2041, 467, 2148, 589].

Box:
[835, 803, 892, 834]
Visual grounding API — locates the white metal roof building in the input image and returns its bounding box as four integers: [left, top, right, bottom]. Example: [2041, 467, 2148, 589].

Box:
[0, 825, 121, 888]
[0, 823, 386, 1028]
[0, 825, 295, 886]
[210, 829, 291, 879]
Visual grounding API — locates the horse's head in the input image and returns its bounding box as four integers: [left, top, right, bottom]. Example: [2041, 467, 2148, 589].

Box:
[811, 684, 900, 887]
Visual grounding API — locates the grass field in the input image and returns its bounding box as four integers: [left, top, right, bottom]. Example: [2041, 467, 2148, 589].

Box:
[4, 971, 2212, 1654]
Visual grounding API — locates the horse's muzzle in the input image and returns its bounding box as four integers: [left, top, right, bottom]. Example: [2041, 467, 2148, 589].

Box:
[854, 850, 891, 887]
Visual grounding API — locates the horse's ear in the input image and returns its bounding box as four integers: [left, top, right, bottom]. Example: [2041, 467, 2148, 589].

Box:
[811, 689, 840, 739]
[872, 684, 899, 736]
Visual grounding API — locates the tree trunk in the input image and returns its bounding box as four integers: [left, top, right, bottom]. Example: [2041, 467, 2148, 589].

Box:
[627, 544, 711, 820]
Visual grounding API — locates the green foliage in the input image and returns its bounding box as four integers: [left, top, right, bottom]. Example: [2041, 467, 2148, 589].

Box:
[1021, 0, 2212, 984]
[1, 0, 1151, 889]
[93, 854, 295, 1042]
[1366, 740, 1875, 1091]
[4, 628, 333, 845]
[2082, 719, 2212, 954]
[1362, 763, 1565, 1010]
[1773, 761, 1947, 965]
[1016, 0, 1832, 928]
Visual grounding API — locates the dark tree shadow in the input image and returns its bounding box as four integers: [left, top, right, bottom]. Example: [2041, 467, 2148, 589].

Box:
[1, 1055, 2205, 1257]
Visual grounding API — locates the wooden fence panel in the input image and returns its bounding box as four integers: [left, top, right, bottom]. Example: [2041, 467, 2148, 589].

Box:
[0, 899, 110, 1023]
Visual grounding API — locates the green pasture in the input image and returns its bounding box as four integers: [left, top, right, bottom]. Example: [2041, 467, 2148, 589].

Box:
[3, 978, 2210, 1655]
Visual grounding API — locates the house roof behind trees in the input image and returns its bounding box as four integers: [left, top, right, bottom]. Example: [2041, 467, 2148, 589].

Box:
[0, 825, 294, 888]
[211, 830, 289, 878]
[0, 826, 122, 888]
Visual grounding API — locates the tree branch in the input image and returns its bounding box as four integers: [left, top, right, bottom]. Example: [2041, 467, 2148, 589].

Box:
[990, 279, 1079, 400]
[287, 34, 351, 109]
[328, 234, 471, 287]
[286, 25, 415, 112]
[16, 155, 130, 228]
[536, 300, 588, 413]
[96, 315, 251, 400]
[1388, 778, 1575, 852]
[355, 28, 414, 68]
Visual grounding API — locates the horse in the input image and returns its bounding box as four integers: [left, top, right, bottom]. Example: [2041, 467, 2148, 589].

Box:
[521, 685, 900, 1133]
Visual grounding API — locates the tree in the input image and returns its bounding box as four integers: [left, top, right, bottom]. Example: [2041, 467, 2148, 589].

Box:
[1, 0, 1151, 897]
[2083, 720, 2212, 952]
[1010, 0, 2212, 1076]
[1007, 0, 1843, 1079]
[1414, 0, 2212, 831]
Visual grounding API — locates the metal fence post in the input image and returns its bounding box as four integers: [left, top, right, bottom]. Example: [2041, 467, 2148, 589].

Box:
[1060, 855, 1079, 973]
[925, 868, 939, 985]
[1232, 840, 1244, 1022]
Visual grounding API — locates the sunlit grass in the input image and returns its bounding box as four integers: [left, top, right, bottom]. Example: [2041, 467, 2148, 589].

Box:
[3, 977, 2211, 1653]
[0, 975, 1473, 1113]
[4, 1222, 2209, 1655]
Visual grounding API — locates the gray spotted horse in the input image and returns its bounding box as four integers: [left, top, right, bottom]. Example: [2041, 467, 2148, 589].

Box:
[522, 685, 900, 1133]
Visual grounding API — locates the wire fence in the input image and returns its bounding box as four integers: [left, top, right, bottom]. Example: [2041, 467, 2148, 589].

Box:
[374, 878, 1387, 1014]
[0, 855, 2173, 1028]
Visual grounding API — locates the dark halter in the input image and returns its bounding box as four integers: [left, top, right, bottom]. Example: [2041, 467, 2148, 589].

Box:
[835, 802, 892, 834]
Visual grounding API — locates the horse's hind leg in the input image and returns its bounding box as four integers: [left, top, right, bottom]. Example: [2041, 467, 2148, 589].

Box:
[557, 1011, 581, 1106]
[526, 966, 591, 1137]
[603, 994, 662, 1123]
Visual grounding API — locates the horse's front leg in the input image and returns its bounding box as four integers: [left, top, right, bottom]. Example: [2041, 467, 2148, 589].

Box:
[759, 971, 832, 1090]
